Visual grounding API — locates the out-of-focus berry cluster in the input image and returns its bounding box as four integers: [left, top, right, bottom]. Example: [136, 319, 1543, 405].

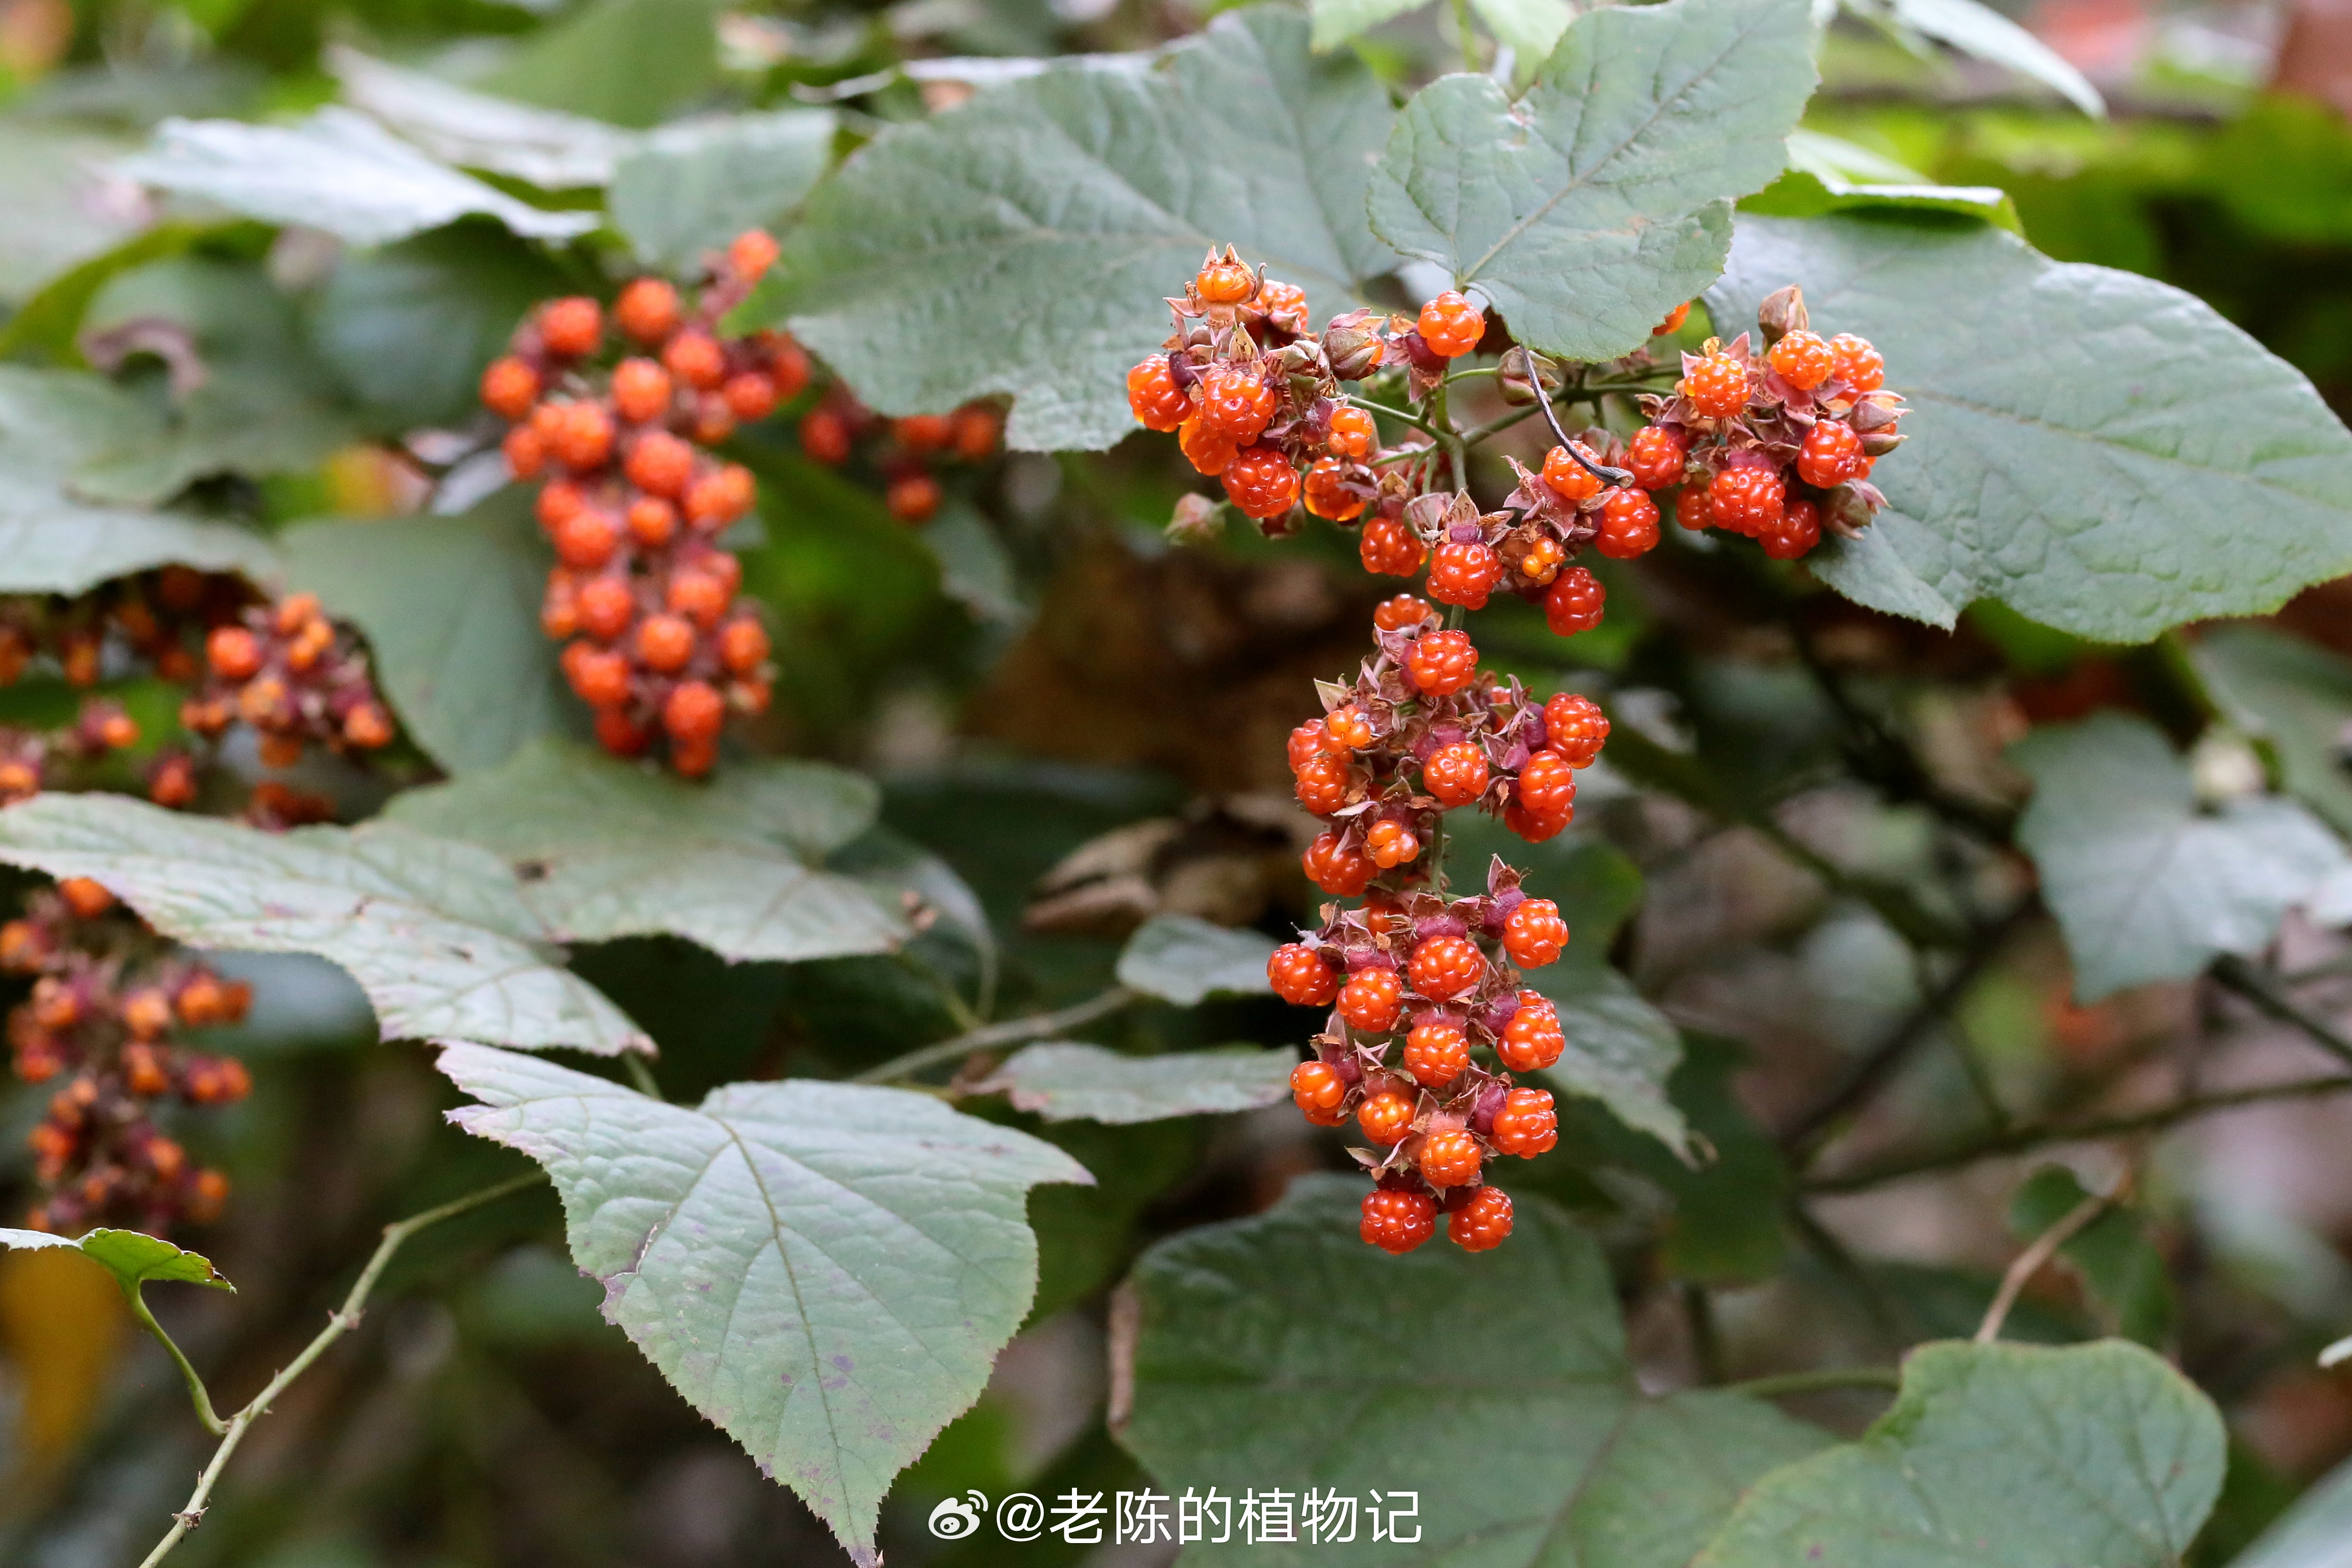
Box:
[795, 391, 1002, 525]
[3, 878, 248, 1236]
[183, 592, 396, 771]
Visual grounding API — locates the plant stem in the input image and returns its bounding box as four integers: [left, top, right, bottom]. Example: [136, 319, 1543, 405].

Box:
[621, 1052, 662, 1100]
[1976, 1188, 2109, 1343]
[1341, 393, 1438, 439]
[123, 1286, 225, 1436]
[2212, 954, 2352, 1072]
[1722, 1364, 1901, 1399]
[1450, 0, 1478, 72]
[137, 1170, 544, 1568]
[850, 986, 1145, 1085]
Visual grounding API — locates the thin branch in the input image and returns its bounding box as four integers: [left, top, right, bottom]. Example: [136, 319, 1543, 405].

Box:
[1339, 393, 1437, 438]
[1976, 1188, 2110, 1343]
[849, 986, 1145, 1085]
[2212, 954, 2352, 1072]
[621, 1052, 662, 1100]
[1722, 1364, 1902, 1398]
[138, 1170, 544, 1568]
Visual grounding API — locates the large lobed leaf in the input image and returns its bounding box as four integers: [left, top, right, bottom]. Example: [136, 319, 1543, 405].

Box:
[1695, 1339, 2224, 1568]
[439, 1041, 1091, 1564]
[773, 7, 1397, 451]
[1708, 215, 2352, 642]
[384, 738, 909, 963]
[2012, 712, 2346, 1001]
[1368, 0, 1817, 364]
[328, 44, 634, 188]
[0, 794, 645, 1054]
[1118, 1176, 1829, 1566]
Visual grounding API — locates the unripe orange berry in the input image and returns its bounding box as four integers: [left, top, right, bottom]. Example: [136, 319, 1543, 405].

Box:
[1409, 935, 1485, 1001]
[718, 617, 770, 674]
[729, 228, 780, 280]
[1404, 629, 1477, 697]
[1403, 1016, 1469, 1088]
[1490, 1086, 1558, 1158]
[1502, 898, 1569, 967]
[635, 613, 697, 674]
[686, 465, 755, 528]
[663, 331, 726, 390]
[612, 358, 673, 424]
[1767, 329, 1836, 391]
[1366, 820, 1419, 868]
[895, 414, 953, 454]
[1337, 968, 1404, 1034]
[343, 701, 396, 749]
[888, 474, 941, 523]
[1303, 456, 1364, 522]
[1423, 742, 1489, 807]
[576, 575, 636, 642]
[206, 626, 262, 681]
[1497, 992, 1564, 1072]
[1830, 333, 1884, 391]
[480, 356, 538, 420]
[626, 431, 697, 497]
[1196, 254, 1255, 305]
[614, 278, 681, 344]
[503, 425, 545, 478]
[59, 877, 114, 920]
[1418, 291, 1485, 358]
[539, 297, 603, 358]
[628, 496, 679, 548]
[952, 406, 999, 460]
[723, 372, 778, 422]
[551, 401, 614, 470]
[1325, 706, 1374, 749]
[1268, 944, 1340, 1007]
[1357, 1089, 1414, 1145]
[1178, 415, 1235, 478]
[1373, 593, 1432, 632]
[562, 642, 631, 709]
[1302, 831, 1375, 897]
[769, 337, 812, 401]
[802, 408, 850, 464]
[1542, 443, 1603, 504]
[541, 569, 580, 639]
[1290, 1059, 1347, 1117]
[1328, 405, 1376, 460]
[664, 679, 725, 744]
[536, 478, 587, 531]
[691, 395, 737, 445]
[1679, 352, 1750, 420]
[1448, 1184, 1512, 1251]
[1126, 357, 1190, 433]
[666, 571, 732, 628]
[553, 509, 621, 571]
[1418, 1127, 1482, 1188]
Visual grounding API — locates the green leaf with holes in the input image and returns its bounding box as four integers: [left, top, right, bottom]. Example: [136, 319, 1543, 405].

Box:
[440, 1041, 1091, 1565]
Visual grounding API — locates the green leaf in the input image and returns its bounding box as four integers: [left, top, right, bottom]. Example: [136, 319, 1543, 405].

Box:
[1366, 0, 1816, 364]
[76, 256, 354, 504]
[610, 110, 836, 271]
[384, 737, 909, 963]
[1309, 0, 1424, 50]
[1118, 1176, 1830, 1566]
[2012, 712, 2345, 1002]
[0, 793, 647, 1055]
[973, 1043, 1294, 1122]
[438, 1040, 1092, 1564]
[0, 123, 149, 304]
[1467, 0, 1576, 68]
[2233, 1449, 2352, 1568]
[1528, 960, 1689, 1154]
[1115, 913, 1277, 1005]
[1750, 129, 2020, 228]
[2191, 624, 2352, 836]
[921, 503, 1028, 627]
[774, 7, 1398, 451]
[2010, 1166, 2172, 1347]
[1694, 1339, 2224, 1568]
[280, 489, 575, 774]
[0, 1226, 233, 1293]
[111, 110, 601, 248]
[328, 44, 633, 188]
[477, 0, 723, 130]
[1707, 215, 2352, 641]
[0, 221, 209, 368]
[1876, 0, 2104, 118]
[0, 366, 280, 593]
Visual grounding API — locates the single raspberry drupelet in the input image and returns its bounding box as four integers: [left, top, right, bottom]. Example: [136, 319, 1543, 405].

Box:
[1409, 935, 1485, 1001]
[1797, 420, 1865, 488]
[1269, 944, 1340, 1007]
[1358, 1089, 1415, 1145]
[1497, 992, 1564, 1071]
[1709, 466, 1785, 537]
[1294, 752, 1353, 815]
[1543, 692, 1610, 766]
[1490, 1087, 1558, 1157]
[1768, 329, 1836, 390]
[1680, 352, 1750, 419]
[1406, 630, 1478, 696]
[1338, 969, 1405, 1034]
[1545, 568, 1605, 639]
[1361, 1188, 1436, 1254]
[1304, 457, 1366, 522]
[1403, 1016, 1470, 1087]
[1374, 593, 1433, 632]
[1594, 488, 1660, 559]
[1366, 820, 1420, 868]
[1831, 333, 1884, 391]
[1515, 749, 1578, 820]
[1428, 539, 1502, 609]
[1196, 253, 1257, 305]
[1503, 899, 1569, 968]
[1627, 425, 1687, 490]
[1360, 517, 1426, 576]
[1328, 406, 1375, 460]
[1303, 831, 1376, 896]
[1542, 443, 1605, 504]
[1448, 1185, 1512, 1251]
[1418, 292, 1485, 358]
[1126, 358, 1189, 432]
[1424, 742, 1490, 807]
[1761, 497, 1822, 561]
[1224, 446, 1298, 520]
[1419, 1128, 1482, 1189]
[1291, 1059, 1347, 1120]
[1195, 364, 1278, 444]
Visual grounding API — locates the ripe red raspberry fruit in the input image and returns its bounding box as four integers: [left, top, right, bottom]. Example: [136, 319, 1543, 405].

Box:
[728, 228, 780, 280]
[1408, 935, 1485, 1001]
[1502, 898, 1569, 967]
[611, 358, 673, 424]
[1325, 706, 1374, 749]
[1257, 280, 1309, 336]
[1542, 443, 1604, 504]
[1179, 416, 1236, 478]
[1293, 752, 1353, 815]
[768, 335, 812, 400]
[1448, 1185, 1512, 1251]
[1498, 992, 1564, 1071]
[1505, 799, 1572, 845]
[663, 331, 727, 391]
[1516, 748, 1578, 817]
[1626, 425, 1687, 491]
[1423, 742, 1490, 808]
[1269, 944, 1340, 1007]
[1419, 1128, 1482, 1189]
[724, 372, 779, 422]
[563, 643, 631, 709]
[480, 356, 538, 420]
[1224, 446, 1299, 521]
[1288, 719, 1336, 772]
[663, 679, 724, 744]
[1338, 968, 1405, 1034]
[1303, 831, 1375, 896]
[1196, 254, 1256, 305]
[1768, 329, 1836, 391]
[1545, 567, 1605, 637]
[888, 474, 942, 523]
[1490, 1087, 1558, 1157]
[1797, 420, 1865, 489]
[1830, 333, 1884, 391]
[206, 627, 262, 681]
[576, 576, 635, 641]
[1328, 406, 1375, 460]
[1680, 352, 1750, 420]
[1418, 292, 1485, 359]
[615, 278, 681, 344]
[1374, 593, 1433, 632]
[1543, 693, 1610, 766]
[1361, 1188, 1436, 1254]
[1403, 1016, 1470, 1087]
[1303, 457, 1365, 522]
[1761, 497, 1822, 561]
[1366, 820, 1420, 868]
[1676, 484, 1714, 532]
[1428, 539, 1501, 609]
[1360, 516, 1426, 576]
[1290, 1058, 1347, 1118]
[1358, 1089, 1414, 1145]
[1709, 466, 1785, 537]
[1405, 630, 1477, 697]
[539, 297, 603, 358]
[802, 408, 851, 464]
[1195, 364, 1278, 444]
[1594, 488, 1660, 560]
[1127, 357, 1190, 432]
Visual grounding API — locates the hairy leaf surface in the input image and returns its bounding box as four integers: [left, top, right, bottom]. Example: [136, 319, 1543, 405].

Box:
[1115, 913, 1277, 1005]
[610, 110, 836, 269]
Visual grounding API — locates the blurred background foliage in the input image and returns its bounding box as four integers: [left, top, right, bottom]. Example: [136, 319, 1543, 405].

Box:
[5, 0, 2352, 1566]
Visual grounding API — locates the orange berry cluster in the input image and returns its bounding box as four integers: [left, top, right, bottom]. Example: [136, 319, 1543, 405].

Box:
[1647, 285, 1902, 560]
[481, 231, 786, 776]
[1272, 867, 1568, 1254]
[184, 592, 398, 771]
[796, 389, 1003, 524]
[0, 695, 148, 807]
[3, 878, 248, 1236]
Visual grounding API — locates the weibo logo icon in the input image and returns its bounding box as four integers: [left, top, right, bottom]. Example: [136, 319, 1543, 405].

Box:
[928, 1493, 987, 1540]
